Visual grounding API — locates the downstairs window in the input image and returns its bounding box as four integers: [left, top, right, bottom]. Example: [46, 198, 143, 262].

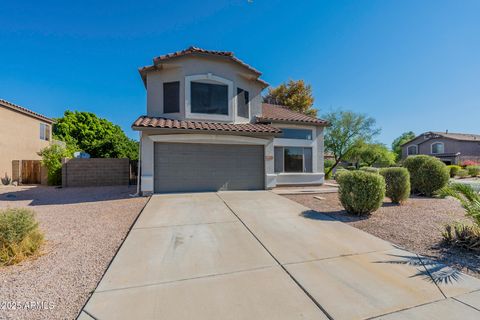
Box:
[274, 147, 313, 173]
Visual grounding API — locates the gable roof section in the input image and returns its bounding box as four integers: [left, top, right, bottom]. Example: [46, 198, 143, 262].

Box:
[257, 103, 328, 126]
[401, 131, 480, 147]
[0, 99, 53, 123]
[139, 46, 268, 87]
[132, 115, 281, 135]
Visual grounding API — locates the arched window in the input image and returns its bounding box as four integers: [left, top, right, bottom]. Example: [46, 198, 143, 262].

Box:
[407, 145, 418, 155]
[431, 142, 444, 154]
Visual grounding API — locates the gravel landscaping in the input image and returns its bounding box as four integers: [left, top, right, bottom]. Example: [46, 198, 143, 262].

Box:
[0, 185, 148, 320]
[284, 192, 480, 279]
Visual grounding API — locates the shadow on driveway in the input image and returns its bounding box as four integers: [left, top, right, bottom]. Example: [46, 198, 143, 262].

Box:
[0, 185, 139, 206]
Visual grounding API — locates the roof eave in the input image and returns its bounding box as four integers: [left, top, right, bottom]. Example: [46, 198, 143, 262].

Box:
[131, 125, 281, 136]
[0, 100, 54, 124]
[256, 118, 329, 127]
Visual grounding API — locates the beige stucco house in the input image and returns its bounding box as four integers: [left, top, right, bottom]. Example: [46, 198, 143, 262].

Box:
[132, 47, 328, 194]
[0, 99, 53, 181]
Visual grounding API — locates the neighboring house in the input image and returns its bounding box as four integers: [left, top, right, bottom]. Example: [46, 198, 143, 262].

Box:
[401, 131, 480, 165]
[0, 99, 53, 180]
[132, 47, 328, 194]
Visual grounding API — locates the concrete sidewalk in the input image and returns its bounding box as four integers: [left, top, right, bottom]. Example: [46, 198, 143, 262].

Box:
[80, 191, 480, 320]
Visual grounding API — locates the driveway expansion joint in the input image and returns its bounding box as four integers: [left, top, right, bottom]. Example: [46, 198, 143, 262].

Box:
[132, 219, 239, 230]
[94, 265, 277, 294]
[216, 192, 334, 320]
[416, 254, 448, 299]
[365, 297, 448, 319]
[452, 296, 480, 313]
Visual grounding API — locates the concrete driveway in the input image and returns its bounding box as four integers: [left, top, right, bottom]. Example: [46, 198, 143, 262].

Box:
[80, 191, 480, 320]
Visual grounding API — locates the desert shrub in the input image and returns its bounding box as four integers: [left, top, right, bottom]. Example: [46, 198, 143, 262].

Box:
[337, 171, 385, 215]
[446, 165, 461, 178]
[324, 159, 335, 168]
[1, 174, 11, 185]
[325, 167, 333, 180]
[437, 183, 480, 252]
[467, 166, 480, 177]
[346, 165, 356, 171]
[457, 169, 469, 179]
[39, 144, 70, 186]
[334, 168, 348, 181]
[360, 167, 379, 174]
[380, 167, 410, 204]
[403, 155, 449, 196]
[437, 183, 480, 225]
[0, 208, 44, 266]
[442, 223, 480, 251]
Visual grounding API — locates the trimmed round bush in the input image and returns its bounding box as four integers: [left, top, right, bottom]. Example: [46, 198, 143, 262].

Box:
[467, 166, 480, 177]
[446, 165, 462, 178]
[380, 167, 410, 204]
[403, 155, 449, 196]
[334, 168, 348, 181]
[360, 167, 380, 174]
[337, 171, 386, 215]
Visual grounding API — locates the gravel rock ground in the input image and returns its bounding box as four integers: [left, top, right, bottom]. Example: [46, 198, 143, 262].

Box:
[284, 193, 480, 279]
[0, 185, 148, 320]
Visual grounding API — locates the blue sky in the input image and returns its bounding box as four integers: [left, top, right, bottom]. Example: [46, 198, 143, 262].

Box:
[1, 0, 479, 146]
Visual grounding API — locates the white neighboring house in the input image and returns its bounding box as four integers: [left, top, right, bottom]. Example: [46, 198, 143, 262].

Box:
[133, 47, 328, 194]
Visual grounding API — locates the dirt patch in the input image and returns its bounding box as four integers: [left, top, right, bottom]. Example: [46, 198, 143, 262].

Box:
[0, 185, 148, 320]
[284, 193, 480, 279]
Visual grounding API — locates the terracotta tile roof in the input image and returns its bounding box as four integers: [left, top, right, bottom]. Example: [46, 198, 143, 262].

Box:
[139, 46, 268, 87]
[132, 115, 281, 134]
[257, 103, 328, 126]
[0, 99, 53, 123]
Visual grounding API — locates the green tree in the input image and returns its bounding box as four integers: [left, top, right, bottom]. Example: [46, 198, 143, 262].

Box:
[348, 142, 396, 168]
[323, 110, 380, 176]
[39, 144, 71, 185]
[53, 111, 138, 160]
[263, 79, 317, 116]
[391, 131, 416, 161]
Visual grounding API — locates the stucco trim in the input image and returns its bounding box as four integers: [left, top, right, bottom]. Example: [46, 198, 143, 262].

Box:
[147, 134, 271, 146]
[185, 74, 234, 122]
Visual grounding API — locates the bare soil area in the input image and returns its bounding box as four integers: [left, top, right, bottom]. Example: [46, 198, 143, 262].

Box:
[284, 192, 480, 279]
[0, 185, 148, 320]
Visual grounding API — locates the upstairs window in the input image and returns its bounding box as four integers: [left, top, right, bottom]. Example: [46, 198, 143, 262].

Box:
[191, 81, 228, 115]
[237, 88, 250, 118]
[163, 81, 180, 113]
[40, 123, 50, 141]
[431, 142, 444, 154]
[279, 128, 313, 140]
[407, 145, 417, 155]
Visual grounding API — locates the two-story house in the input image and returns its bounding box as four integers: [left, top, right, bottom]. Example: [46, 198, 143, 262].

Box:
[401, 131, 480, 165]
[132, 47, 328, 194]
[0, 99, 53, 181]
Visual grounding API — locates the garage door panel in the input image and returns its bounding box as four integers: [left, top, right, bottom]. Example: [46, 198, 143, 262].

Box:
[154, 143, 264, 193]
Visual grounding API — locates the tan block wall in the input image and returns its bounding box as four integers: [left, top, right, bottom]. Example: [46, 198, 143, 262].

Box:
[0, 107, 51, 179]
[62, 158, 130, 187]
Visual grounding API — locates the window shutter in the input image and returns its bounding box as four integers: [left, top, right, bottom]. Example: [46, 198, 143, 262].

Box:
[163, 81, 180, 113]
